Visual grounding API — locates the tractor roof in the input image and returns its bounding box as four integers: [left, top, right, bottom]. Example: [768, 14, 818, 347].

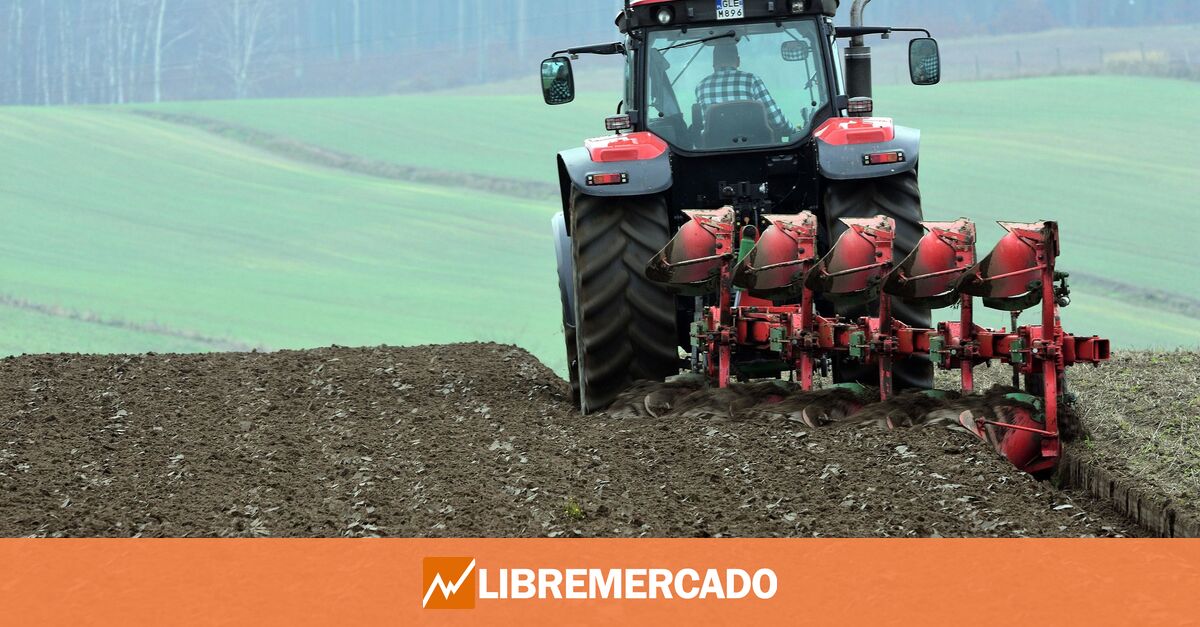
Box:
[628, 0, 835, 6]
[619, 0, 838, 32]
[629, 0, 838, 10]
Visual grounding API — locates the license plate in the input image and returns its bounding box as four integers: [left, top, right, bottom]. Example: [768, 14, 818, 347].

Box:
[716, 0, 744, 20]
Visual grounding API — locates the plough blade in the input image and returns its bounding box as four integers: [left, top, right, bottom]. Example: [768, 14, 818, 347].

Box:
[958, 394, 1056, 475]
[883, 219, 976, 309]
[805, 216, 895, 306]
[732, 211, 819, 300]
[959, 221, 1056, 311]
[638, 206, 1099, 477]
[645, 208, 734, 296]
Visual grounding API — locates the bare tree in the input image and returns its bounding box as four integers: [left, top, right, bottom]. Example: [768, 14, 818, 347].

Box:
[12, 0, 25, 103]
[107, 0, 122, 103]
[153, 0, 168, 102]
[210, 0, 279, 99]
[291, 2, 304, 79]
[351, 0, 362, 63]
[515, 0, 527, 60]
[151, 0, 193, 102]
[457, 0, 466, 54]
[37, 0, 49, 104]
[58, 1, 71, 104]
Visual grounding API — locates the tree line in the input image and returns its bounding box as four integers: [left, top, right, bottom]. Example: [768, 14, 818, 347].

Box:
[861, 0, 1200, 37]
[0, 0, 624, 105]
[0, 0, 1195, 106]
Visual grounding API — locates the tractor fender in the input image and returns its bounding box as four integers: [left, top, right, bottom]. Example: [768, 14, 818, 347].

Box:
[557, 146, 673, 198]
[816, 118, 921, 181]
[551, 211, 576, 327]
[556, 136, 673, 230]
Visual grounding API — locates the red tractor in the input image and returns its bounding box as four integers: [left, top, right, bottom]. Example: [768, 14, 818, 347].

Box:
[542, 0, 1108, 474]
[545, 0, 940, 409]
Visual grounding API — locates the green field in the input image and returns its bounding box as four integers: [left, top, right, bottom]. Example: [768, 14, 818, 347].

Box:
[1, 75, 1198, 372]
[153, 76, 1200, 294]
[0, 108, 564, 367]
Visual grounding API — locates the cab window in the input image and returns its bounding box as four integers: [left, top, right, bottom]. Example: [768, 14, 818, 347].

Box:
[645, 19, 829, 151]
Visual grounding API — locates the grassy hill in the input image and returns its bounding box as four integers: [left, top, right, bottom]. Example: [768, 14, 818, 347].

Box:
[150, 77, 1200, 295]
[1, 75, 1197, 373]
[149, 75, 1200, 345]
[0, 107, 563, 365]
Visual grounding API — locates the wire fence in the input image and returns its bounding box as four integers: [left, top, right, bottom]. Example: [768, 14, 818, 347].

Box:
[869, 33, 1200, 85]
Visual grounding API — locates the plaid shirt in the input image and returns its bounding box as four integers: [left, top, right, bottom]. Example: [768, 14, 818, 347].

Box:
[548, 78, 572, 103]
[695, 68, 791, 130]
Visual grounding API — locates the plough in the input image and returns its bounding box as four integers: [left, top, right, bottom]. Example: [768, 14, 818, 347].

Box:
[646, 209, 1110, 474]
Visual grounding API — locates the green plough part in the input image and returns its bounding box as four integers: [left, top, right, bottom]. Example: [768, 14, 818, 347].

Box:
[830, 382, 872, 399]
[769, 326, 786, 352]
[848, 331, 867, 359]
[1010, 338, 1026, 364]
[928, 336, 945, 363]
[1002, 392, 1046, 424]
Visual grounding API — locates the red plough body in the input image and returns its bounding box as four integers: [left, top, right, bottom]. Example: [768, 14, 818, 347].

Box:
[650, 209, 1110, 474]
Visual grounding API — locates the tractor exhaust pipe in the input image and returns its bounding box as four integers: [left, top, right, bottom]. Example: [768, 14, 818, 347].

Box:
[845, 0, 873, 99]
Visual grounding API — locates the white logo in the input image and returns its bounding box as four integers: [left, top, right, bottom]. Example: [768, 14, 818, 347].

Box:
[422, 559, 477, 609]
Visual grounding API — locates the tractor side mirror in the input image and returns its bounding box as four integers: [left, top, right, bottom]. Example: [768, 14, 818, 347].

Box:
[541, 57, 576, 105]
[780, 40, 810, 62]
[909, 38, 941, 86]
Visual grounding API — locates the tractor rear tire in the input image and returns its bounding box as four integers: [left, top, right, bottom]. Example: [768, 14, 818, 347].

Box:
[824, 170, 935, 392]
[570, 189, 679, 413]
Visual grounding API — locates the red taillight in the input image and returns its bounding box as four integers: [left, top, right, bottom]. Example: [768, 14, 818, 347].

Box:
[586, 173, 628, 186]
[863, 150, 905, 166]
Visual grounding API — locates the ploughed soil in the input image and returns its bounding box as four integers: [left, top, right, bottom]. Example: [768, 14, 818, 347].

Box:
[0, 344, 1141, 538]
[957, 352, 1200, 526]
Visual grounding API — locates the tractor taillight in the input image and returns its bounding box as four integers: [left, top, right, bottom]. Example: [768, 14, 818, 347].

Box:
[587, 173, 628, 186]
[863, 151, 905, 166]
[605, 115, 632, 132]
[790, 0, 806, 12]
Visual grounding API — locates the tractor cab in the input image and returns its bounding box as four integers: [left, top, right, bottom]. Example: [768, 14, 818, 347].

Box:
[541, 1, 939, 150]
[543, 1, 841, 149]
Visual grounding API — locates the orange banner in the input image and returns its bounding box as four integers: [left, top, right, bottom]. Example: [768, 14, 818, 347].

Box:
[1, 539, 1198, 626]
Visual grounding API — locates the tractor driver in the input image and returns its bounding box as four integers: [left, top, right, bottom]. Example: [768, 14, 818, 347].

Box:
[695, 42, 793, 135]
[547, 63, 573, 104]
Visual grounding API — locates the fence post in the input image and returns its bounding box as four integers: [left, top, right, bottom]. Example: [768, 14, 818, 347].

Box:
[1016, 49, 1022, 77]
[1140, 42, 1147, 62]
[1056, 47, 1062, 72]
[975, 55, 981, 80]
